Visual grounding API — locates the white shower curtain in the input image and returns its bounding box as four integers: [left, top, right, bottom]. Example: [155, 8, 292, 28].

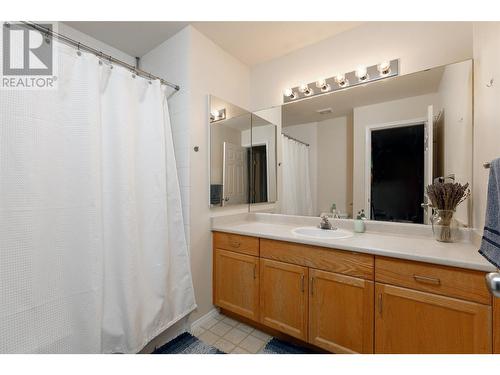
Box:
[0, 43, 196, 353]
[281, 135, 313, 216]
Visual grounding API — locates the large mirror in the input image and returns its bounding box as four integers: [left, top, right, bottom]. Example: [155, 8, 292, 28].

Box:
[279, 59, 473, 226]
[209, 96, 278, 207]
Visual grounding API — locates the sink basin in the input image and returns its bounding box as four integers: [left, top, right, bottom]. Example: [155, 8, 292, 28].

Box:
[291, 226, 353, 240]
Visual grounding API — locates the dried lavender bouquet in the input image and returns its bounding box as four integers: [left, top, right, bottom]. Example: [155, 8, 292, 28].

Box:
[426, 181, 470, 211]
[426, 181, 470, 242]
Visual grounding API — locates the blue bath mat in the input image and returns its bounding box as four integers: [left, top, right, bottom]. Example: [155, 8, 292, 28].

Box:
[260, 338, 318, 354]
[153, 332, 225, 354]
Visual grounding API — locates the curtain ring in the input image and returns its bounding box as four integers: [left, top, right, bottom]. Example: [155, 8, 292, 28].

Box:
[76, 42, 81, 56]
[44, 30, 51, 44]
[108, 55, 113, 69]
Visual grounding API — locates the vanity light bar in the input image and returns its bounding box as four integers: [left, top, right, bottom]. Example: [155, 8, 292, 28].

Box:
[283, 59, 400, 103]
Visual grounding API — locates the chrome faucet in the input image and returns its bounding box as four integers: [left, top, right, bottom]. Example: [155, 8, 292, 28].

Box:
[319, 215, 333, 230]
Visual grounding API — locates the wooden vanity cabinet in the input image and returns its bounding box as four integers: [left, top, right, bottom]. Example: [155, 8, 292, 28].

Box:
[375, 283, 492, 353]
[212, 231, 493, 354]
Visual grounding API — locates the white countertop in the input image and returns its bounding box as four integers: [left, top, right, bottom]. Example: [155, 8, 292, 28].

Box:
[211, 213, 496, 272]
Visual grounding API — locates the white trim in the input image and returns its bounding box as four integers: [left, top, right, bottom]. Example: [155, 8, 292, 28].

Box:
[364, 117, 427, 220]
[189, 308, 221, 331]
[222, 141, 227, 206]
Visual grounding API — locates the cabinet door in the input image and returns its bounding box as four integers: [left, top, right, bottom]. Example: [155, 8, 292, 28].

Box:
[214, 248, 259, 321]
[260, 258, 308, 340]
[309, 269, 374, 353]
[375, 283, 492, 353]
[494, 297, 500, 353]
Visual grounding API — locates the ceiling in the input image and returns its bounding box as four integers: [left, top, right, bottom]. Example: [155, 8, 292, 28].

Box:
[64, 21, 362, 66]
[191, 22, 362, 66]
[282, 66, 446, 127]
[64, 22, 189, 57]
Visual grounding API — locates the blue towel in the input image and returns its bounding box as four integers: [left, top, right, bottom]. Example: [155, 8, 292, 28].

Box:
[479, 158, 500, 268]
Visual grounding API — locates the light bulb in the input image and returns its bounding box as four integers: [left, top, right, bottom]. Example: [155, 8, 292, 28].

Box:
[377, 61, 391, 76]
[299, 83, 313, 96]
[283, 88, 298, 100]
[334, 74, 348, 87]
[355, 66, 368, 81]
[315, 78, 331, 92]
[316, 78, 326, 88]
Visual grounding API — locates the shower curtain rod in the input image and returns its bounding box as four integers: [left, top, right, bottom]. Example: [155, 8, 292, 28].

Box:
[18, 21, 180, 91]
[281, 132, 310, 147]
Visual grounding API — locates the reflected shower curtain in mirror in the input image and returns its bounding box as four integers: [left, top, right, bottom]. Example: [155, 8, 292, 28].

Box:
[281, 135, 313, 216]
[0, 43, 196, 353]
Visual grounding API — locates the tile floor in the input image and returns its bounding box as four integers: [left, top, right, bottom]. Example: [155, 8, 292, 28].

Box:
[190, 312, 272, 354]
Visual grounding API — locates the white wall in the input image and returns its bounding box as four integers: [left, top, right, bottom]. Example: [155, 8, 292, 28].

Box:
[472, 23, 500, 236]
[317, 116, 353, 217]
[142, 25, 251, 322]
[437, 61, 473, 225]
[352, 93, 439, 216]
[250, 22, 473, 111]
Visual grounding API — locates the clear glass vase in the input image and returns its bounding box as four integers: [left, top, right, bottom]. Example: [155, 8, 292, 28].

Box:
[431, 209, 459, 242]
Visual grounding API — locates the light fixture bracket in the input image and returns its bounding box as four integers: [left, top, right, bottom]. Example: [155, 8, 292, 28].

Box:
[283, 59, 399, 103]
[210, 108, 227, 123]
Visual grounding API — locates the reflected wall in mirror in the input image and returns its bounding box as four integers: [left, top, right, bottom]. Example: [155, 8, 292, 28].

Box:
[279, 59, 473, 226]
[209, 96, 277, 207]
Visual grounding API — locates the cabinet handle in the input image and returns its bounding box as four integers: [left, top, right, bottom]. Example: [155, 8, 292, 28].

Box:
[378, 293, 383, 315]
[301, 274, 305, 293]
[413, 274, 441, 285]
[230, 241, 241, 248]
[253, 264, 257, 280]
[310, 277, 315, 296]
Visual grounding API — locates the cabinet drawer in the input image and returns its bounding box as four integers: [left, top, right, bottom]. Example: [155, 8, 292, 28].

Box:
[213, 231, 259, 256]
[375, 257, 491, 305]
[260, 239, 374, 280]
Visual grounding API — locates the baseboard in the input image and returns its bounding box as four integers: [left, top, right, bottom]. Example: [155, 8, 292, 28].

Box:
[189, 307, 220, 331]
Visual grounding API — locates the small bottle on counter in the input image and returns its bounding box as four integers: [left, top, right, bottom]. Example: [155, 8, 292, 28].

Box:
[354, 209, 366, 233]
[331, 203, 337, 218]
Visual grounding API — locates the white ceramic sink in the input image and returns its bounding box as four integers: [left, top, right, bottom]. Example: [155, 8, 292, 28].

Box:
[291, 226, 353, 240]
